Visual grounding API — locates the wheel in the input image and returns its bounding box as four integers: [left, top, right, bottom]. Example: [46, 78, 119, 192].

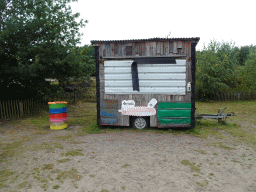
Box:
[132, 117, 149, 129]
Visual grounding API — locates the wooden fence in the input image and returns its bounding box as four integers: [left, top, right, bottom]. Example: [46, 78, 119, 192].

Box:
[0, 90, 97, 121]
[48, 90, 97, 103]
[0, 97, 46, 120]
[214, 92, 256, 101]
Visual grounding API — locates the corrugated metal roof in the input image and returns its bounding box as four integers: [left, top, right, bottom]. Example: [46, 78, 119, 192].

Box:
[91, 37, 200, 44]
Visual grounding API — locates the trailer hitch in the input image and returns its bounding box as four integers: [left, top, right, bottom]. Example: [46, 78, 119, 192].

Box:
[196, 107, 236, 124]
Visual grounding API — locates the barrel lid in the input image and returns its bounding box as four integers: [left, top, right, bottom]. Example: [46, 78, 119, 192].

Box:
[48, 101, 68, 105]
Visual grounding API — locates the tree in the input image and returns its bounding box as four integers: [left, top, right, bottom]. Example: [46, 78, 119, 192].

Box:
[0, 0, 88, 97]
[238, 46, 250, 65]
[237, 49, 256, 92]
[196, 40, 239, 100]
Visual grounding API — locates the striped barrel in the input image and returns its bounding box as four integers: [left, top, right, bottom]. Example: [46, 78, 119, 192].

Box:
[48, 101, 68, 130]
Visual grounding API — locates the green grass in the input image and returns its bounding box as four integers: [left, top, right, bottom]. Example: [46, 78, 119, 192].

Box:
[55, 168, 82, 182]
[54, 134, 74, 141]
[196, 180, 209, 187]
[121, 164, 131, 168]
[194, 150, 207, 154]
[53, 184, 60, 189]
[181, 160, 201, 172]
[231, 159, 242, 163]
[195, 101, 256, 146]
[212, 142, 236, 150]
[3, 99, 255, 149]
[0, 169, 15, 188]
[100, 190, 109, 192]
[0, 138, 30, 163]
[57, 158, 71, 163]
[17, 181, 28, 189]
[61, 149, 84, 157]
[42, 164, 54, 170]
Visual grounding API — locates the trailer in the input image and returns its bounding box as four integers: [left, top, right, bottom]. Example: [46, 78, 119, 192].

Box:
[91, 37, 200, 129]
[196, 107, 236, 124]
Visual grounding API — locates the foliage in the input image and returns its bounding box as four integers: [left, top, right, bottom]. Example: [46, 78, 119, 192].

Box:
[196, 40, 239, 101]
[236, 49, 256, 92]
[237, 45, 256, 65]
[238, 46, 250, 65]
[71, 45, 96, 81]
[0, 0, 89, 97]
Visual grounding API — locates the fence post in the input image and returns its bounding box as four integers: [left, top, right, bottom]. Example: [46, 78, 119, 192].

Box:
[0, 101, 2, 120]
[19, 101, 23, 117]
[74, 89, 75, 103]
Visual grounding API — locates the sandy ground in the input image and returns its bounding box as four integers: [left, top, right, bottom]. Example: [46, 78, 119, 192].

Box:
[1, 125, 256, 192]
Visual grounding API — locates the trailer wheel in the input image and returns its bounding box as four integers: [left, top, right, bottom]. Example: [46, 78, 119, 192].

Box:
[132, 117, 149, 129]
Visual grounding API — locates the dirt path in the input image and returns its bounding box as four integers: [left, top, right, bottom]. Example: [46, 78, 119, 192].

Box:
[1, 125, 256, 192]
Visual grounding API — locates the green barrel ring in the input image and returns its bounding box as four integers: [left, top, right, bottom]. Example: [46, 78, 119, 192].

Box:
[49, 103, 67, 109]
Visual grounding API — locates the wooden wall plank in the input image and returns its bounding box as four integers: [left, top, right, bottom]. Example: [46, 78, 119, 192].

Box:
[105, 73, 186, 80]
[105, 87, 186, 95]
[173, 42, 177, 54]
[105, 80, 186, 87]
[105, 66, 186, 73]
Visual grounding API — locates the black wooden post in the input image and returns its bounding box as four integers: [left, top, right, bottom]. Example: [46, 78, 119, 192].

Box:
[94, 46, 100, 126]
[191, 42, 197, 129]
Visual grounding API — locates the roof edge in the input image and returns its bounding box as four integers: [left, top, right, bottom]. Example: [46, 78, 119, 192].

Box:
[91, 37, 200, 44]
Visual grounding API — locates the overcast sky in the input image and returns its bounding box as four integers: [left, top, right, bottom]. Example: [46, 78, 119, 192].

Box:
[70, 0, 255, 50]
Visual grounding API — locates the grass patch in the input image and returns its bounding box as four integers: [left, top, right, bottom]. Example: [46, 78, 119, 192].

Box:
[61, 149, 84, 157]
[213, 152, 218, 156]
[54, 142, 64, 149]
[209, 173, 214, 176]
[9, 174, 20, 184]
[41, 183, 48, 190]
[121, 186, 125, 190]
[89, 174, 95, 178]
[0, 138, 30, 163]
[196, 101, 256, 146]
[100, 190, 109, 192]
[57, 158, 71, 163]
[231, 159, 242, 163]
[47, 175, 54, 181]
[67, 141, 87, 144]
[55, 134, 74, 141]
[122, 164, 131, 168]
[17, 181, 28, 189]
[212, 142, 236, 150]
[42, 164, 54, 170]
[194, 150, 207, 154]
[53, 184, 60, 189]
[76, 123, 102, 135]
[196, 180, 209, 187]
[181, 160, 201, 172]
[0, 169, 15, 188]
[55, 168, 82, 182]
[17, 110, 51, 130]
[33, 142, 53, 150]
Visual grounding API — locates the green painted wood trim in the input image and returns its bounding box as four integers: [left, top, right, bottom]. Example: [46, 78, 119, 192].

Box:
[49, 104, 67, 109]
[159, 118, 191, 124]
[158, 102, 191, 109]
[157, 102, 191, 125]
[158, 110, 191, 117]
